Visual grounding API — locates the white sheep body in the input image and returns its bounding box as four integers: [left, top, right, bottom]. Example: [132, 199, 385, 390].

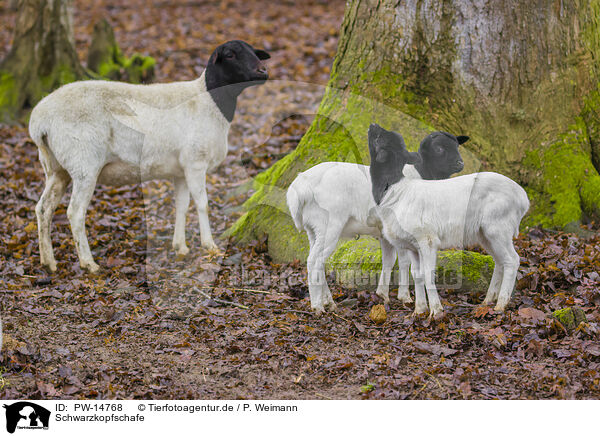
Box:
[377, 171, 529, 315]
[29, 74, 228, 186]
[29, 73, 228, 272]
[287, 161, 422, 313]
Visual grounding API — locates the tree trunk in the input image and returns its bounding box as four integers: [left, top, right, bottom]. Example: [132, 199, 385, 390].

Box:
[0, 0, 85, 121]
[229, 0, 600, 266]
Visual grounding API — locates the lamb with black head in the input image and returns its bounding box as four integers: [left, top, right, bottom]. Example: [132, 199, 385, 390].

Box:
[286, 127, 468, 314]
[368, 123, 529, 317]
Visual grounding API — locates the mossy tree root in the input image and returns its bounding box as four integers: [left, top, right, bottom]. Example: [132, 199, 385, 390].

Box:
[87, 19, 155, 84]
[0, 10, 156, 123]
[0, 0, 85, 122]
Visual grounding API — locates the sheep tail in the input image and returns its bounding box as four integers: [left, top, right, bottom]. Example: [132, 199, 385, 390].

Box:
[28, 106, 47, 149]
[286, 177, 310, 231]
[28, 109, 61, 174]
[515, 185, 530, 238]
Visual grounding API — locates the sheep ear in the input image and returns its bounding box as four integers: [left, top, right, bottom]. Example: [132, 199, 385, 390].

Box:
[406, 151, 422, 165]
[254, 49, 271, 60]
[391, 131, 407, 149]
[368, 123, 387, 163]
[210, 46, 224, 64]
[456, 135, 470, 145]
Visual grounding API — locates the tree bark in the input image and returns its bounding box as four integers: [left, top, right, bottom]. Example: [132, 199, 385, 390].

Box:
[230, 0, 600, 263]
[0, 0, 86, 121]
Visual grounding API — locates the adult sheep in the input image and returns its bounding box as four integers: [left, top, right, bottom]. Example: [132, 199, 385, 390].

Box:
[29, 40, 270, 273]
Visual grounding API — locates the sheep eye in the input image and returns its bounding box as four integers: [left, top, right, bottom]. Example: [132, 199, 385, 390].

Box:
[224, 52, 235, 59]
[436, 146, 444, 154]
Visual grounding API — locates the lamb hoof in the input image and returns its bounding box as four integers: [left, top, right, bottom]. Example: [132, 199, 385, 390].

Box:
[411, 308, 428, 318]
[397, 294, 413, 305]
[428, 310, 446, 321]
[326, 302, 338, 313]
[312, 306, 325, 316]
[481, 298, 495, 306]
[375, 289, 390, 304]
[494, 303, 507, 312]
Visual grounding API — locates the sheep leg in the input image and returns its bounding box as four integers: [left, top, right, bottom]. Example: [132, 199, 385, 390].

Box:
[306, 232, 326, 315]
[479, 236, 503, 305]
[397, 249, 413, 304]
[172, 177, 190, 256]
[482, 263, 504, 306]
[494, 244, 520, 312]
[419, 245, 443, 318]
[375, 238, 396, 303]
[408, 250, 428, 316]
[36, 170, 70, 272]
[306, 219, 343, 314]
[482, 228, 520, 311]
[184, 164, 217, 251]
[67, 178, 99, 273]
[318, 224, 344, 312]
[305, 226, 325, 314]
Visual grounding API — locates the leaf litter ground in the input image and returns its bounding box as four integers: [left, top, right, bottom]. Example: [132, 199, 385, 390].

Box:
[0, 0, 599, 399]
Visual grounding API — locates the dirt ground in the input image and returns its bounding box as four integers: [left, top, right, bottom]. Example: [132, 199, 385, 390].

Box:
[0, 0, 599, 400]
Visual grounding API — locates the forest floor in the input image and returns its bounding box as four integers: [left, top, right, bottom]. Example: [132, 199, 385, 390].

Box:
[0, 0, 599, 400]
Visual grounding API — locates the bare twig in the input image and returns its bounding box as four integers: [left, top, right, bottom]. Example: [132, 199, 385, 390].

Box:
[255, 308, 313, 316]
[196, 285, 287, 296]
[425, 371, 443, 391]
[195, 288, 249, 310]
[331, 312, 351, 323]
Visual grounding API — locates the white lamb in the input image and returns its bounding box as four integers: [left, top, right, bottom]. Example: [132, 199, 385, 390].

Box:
[28, 40, 270, 272]
[368, 124, 530, 317]
[287, 130, 468, 314]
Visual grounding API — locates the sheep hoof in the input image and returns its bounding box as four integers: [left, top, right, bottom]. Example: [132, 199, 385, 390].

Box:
[82, 261, 100, 274]
[397, 294, 413, 304]
[173, 244, 190, 257]
[42, 260, 57, 273]
[411, 309, 428, 318]
[493, 303, 507, 312]
[375, 289, 390, 304]
[481, 298, 495, 306]
[428, 310, 446, 321]
[201, 239, 218, 250]
[205, 247, 224, 259]
[312, 306, 325, 316]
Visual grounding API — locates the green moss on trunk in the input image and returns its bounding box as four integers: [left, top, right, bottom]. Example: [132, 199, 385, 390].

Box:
[228, 0, 600, 271]
[0, 0, 86, 122]
[523, 117, 600, 228]
[87, 19, 155, 84]
[326, 237, 494, 293]
[552, 307, 587, 331]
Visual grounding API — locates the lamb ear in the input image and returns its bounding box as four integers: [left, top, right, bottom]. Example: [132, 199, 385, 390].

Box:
[391, 131, 407, 149]
[254, 49, 271, 60]
[406, 151, 422, 165]
[368, 123, 387, 162]
[456, 135, 470, 145]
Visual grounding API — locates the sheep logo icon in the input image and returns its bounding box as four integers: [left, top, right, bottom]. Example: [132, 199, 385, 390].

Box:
[2, 402, 50, 433]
